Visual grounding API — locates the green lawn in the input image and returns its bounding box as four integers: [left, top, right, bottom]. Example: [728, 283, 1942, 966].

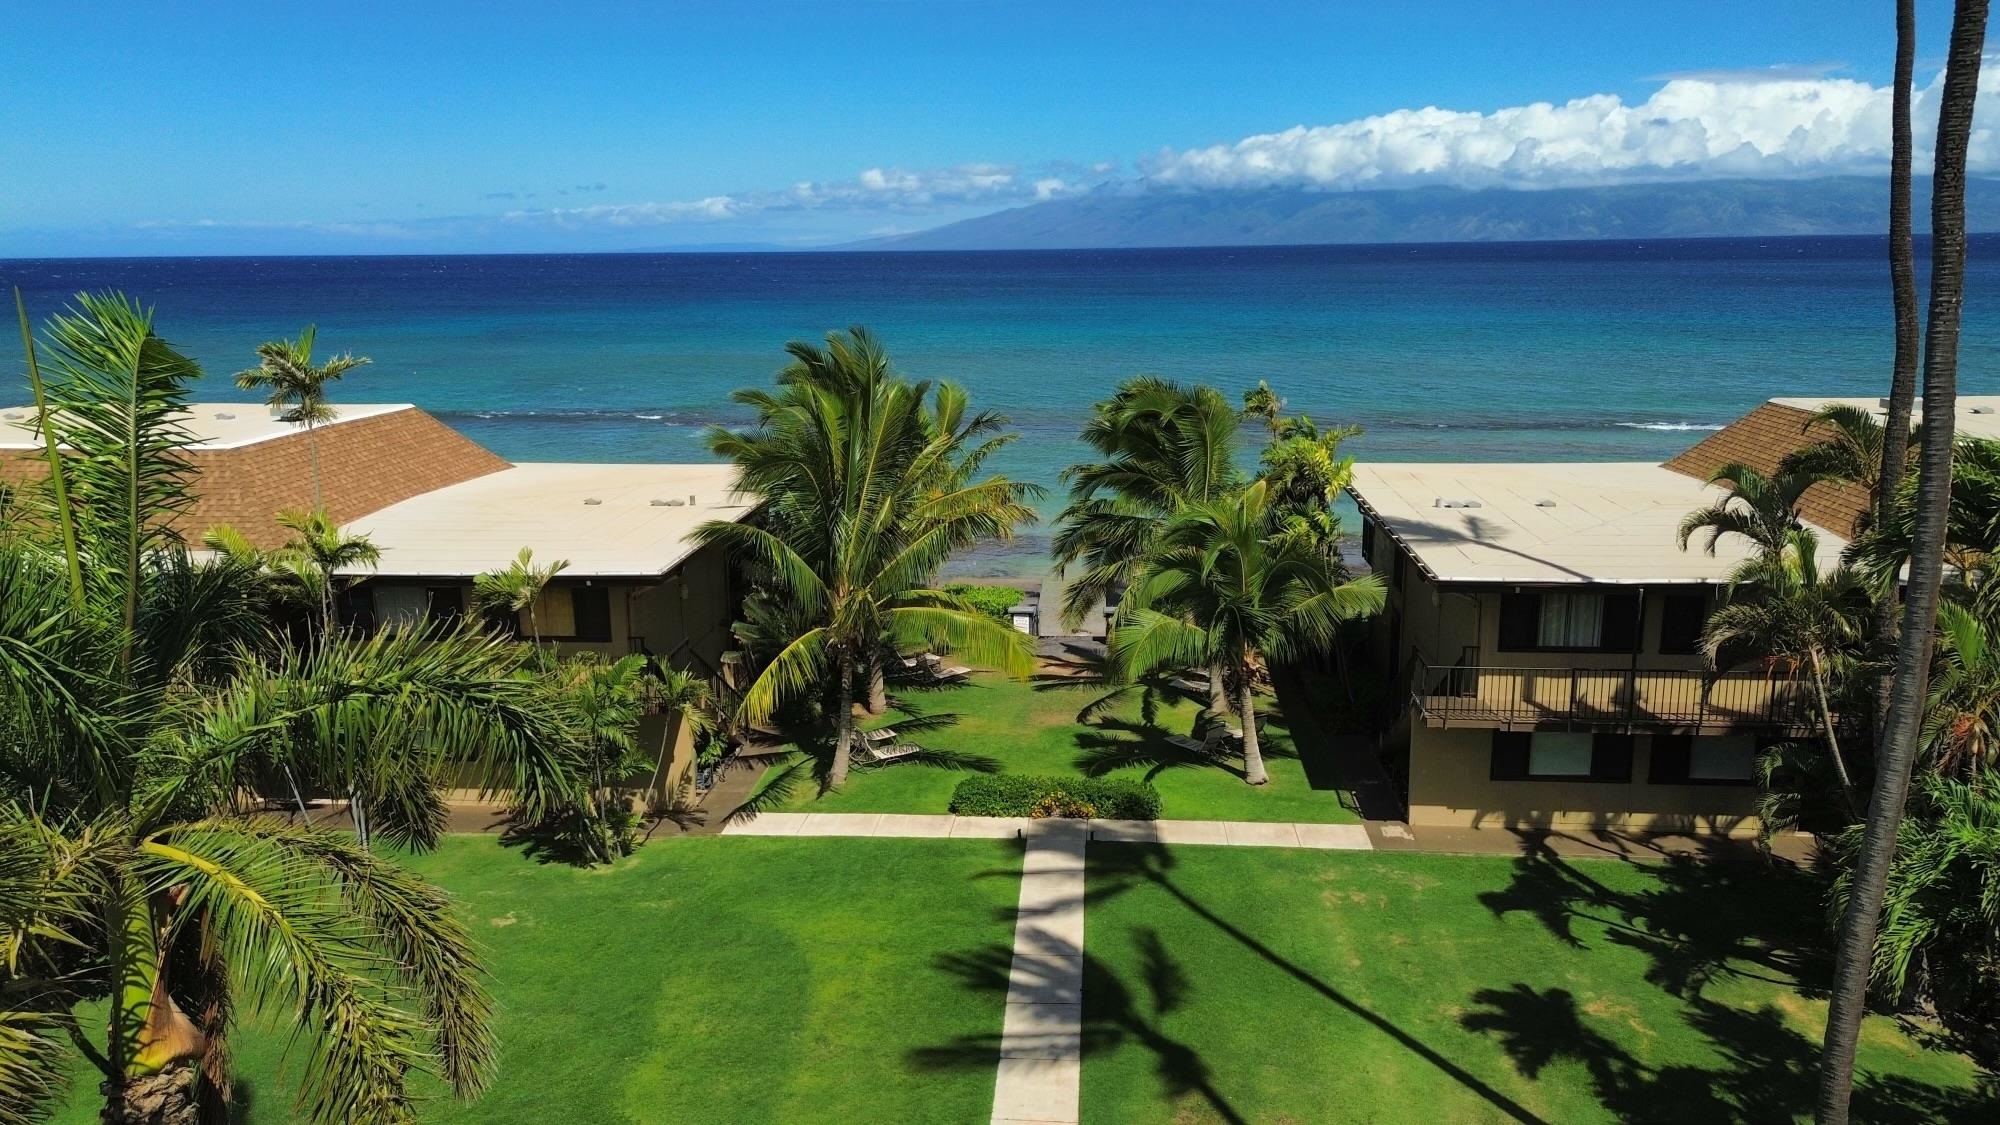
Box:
[747, 671, 1361, 823]
[1075, 846, 1993, 1124]
[53, 835, 1022, 1125]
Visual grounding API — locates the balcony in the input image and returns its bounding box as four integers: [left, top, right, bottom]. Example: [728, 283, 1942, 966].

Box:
[1409, 656, 1816, 734]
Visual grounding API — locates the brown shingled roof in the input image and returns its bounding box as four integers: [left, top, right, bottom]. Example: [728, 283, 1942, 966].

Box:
[1662, 400, 1875, 536]
[0, 406, 510, 549]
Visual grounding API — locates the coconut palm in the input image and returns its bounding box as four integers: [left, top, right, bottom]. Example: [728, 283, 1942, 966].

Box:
[1676, 462, 1815, 562]
[1054, 377, 1244, 713]
[1258, 415, 1363, 560]
[1699, 527, 1872, 808]
[472, 547, 570, 644]
[694, 327, 1037, 788]
[235, 325, 372, 509]
[1778, 404, 1916, 534]
[1822, 4, 1988, 1117]
[1107, 480, 1383, 786]
[1879, 0, 1922, 531]
[1241, 379, 1286, 437]
[1, 292, 585, 1124]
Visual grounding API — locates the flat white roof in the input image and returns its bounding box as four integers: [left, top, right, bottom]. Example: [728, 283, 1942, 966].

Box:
[1349, 461, 1847, 586]
[340, 462, 753, 579]
[0, 402, 414, 451]
[1769, 395, 2000, 441]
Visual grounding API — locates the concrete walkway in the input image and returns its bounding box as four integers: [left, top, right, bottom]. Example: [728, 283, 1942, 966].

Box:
[719, 811, 1370, 1124]
[719, 812, 1373, 850]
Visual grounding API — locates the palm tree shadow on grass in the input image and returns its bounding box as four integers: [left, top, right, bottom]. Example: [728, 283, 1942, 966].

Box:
[918, 843, 1547, 1124]
[1460, 834, 1994, 1121]
[908, 926, 1249, 1125]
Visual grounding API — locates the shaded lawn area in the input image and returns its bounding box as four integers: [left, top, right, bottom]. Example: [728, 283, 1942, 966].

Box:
[1047, 846, 1984, 1124]
[53, 835, 1022, 1125]
[747, 671, 1360, 823]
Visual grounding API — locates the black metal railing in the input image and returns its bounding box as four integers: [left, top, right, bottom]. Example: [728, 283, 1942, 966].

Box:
[1410, 657, 1816, 731]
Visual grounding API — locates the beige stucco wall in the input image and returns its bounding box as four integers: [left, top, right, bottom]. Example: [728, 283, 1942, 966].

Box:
[1407, 726, 1762, 836]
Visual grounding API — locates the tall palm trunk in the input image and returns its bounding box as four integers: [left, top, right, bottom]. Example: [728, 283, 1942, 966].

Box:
[1873, 0, 1921, 737]
[866, 658, 888, 715]
[1207, 661, 1231, 717]
[830, 649, 857, 788]
[1819, 5, 1986, 1119]
[1237, 661, 1269, 786]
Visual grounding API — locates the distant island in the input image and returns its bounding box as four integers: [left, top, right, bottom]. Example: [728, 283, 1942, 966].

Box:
[848, 176, 2000, 251]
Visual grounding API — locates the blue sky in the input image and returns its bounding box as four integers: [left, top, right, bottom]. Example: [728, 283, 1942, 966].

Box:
[0, 1, 1982, 255]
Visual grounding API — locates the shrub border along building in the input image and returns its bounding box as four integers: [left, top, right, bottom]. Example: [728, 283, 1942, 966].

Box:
[948, 774, 1162, 820]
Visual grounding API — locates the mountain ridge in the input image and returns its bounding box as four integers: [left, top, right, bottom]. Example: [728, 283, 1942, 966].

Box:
[846, 177, 2000, 251]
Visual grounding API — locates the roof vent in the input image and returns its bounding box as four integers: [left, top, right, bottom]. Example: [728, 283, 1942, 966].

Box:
[1, 410, 26, 421]
[213, 411, 236, 420]
[1534, 499, 1557, 507]
[582, 498, 602, 506]
[1433, 498, 1483, 509]
[1973, 406, 1996, 415]
[653, 498, 685, 507]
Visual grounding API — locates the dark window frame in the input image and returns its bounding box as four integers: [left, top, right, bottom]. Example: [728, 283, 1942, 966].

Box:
[1489, 730, 1634, 783]
[1646, 733, 1758, 787]
[1657, 592, 1709, 656]
[1495, 590, 1641, 655]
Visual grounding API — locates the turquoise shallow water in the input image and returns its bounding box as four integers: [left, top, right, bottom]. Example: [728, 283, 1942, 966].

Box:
[5, 238, 1997, 574]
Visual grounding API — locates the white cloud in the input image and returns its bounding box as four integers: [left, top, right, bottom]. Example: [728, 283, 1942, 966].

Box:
[503, 163, 1088, 229]
[1145, 63, 2000, 191]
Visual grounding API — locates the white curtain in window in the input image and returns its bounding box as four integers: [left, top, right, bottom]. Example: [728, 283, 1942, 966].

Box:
[374, 584, 428, 628]
[1537, 593, 1604, 648]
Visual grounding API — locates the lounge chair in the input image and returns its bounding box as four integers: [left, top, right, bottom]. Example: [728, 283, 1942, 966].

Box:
[932, 664, 972, 681]
[857, 740, 923, 765]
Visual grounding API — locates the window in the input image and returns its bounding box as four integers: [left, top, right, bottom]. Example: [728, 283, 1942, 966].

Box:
[1361, 517, 1377, 565]
[1648, 735, 1756, 785]
[1498, 591, 1639, 652]
[426, 586, 465, 625]
[516, 585, 614, 642]
[374, 585, 429, 628]
[1491, 731, 1633, 781]
[1658, 593, 1708, 656]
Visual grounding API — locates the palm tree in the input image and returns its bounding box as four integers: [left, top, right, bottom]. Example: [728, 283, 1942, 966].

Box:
[1676, 462, 1814, 561]
[472, 547, 570, 644]
[1241, 379, 1286, 437]
[1258, 415, 1363, 559]
[1820, 4, 1989, 1118]
[1778, 404, 1916, 534]
[1107, 480, 1383, 785]
[1830, 768, 2000, 1056]
[1920, 601, 2000, 776]
[1, 292, 585, 1124]
[1054, 377, 1244, 713]
[1879, 0, 1922, 531]
[235, 325, 372, 510]
[206, 507, 382, 630]
[694, 328, 1037, 788]
[1699, 527, 1872, 808]
[553, 652, 654, 860]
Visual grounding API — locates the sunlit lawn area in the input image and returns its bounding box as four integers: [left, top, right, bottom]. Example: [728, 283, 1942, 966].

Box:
[746, 671, 1361, 823]
[54, 835, 1022, 1125]
[1070, 845, 1992, 1124]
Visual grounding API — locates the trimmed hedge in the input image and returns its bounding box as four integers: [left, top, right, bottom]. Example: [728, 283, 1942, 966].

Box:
[948, 774, 1162, 820]
[944, 583, 1024, 622]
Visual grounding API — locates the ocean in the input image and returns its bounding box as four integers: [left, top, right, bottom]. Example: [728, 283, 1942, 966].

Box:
[5, 237, 1997, 575]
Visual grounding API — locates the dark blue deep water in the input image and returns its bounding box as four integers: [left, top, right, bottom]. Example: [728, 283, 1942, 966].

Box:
[6, 237, 1998, 572]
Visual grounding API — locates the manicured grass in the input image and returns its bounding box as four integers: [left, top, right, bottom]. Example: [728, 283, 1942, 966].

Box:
[53, 835, 1022, 1125]
[750, 671, 1360, 823]
[1077, 846, 1992, 1124]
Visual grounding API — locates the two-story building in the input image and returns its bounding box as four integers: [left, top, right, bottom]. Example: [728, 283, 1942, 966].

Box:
[1349, 459, 1843, 837]
[3, 402, 757, 801]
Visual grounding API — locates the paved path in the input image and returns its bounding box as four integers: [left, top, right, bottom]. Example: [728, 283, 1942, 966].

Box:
[720, 811, 1370, 1124]
[719, 812, 1373, 849]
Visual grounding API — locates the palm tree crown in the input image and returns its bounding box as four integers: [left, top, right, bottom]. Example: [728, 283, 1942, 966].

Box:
[235, 325, 372, 509]
[694, 327, 1037, 788]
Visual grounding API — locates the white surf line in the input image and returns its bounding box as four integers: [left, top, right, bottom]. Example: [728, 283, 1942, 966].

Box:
[991, 820, 1087, 1125]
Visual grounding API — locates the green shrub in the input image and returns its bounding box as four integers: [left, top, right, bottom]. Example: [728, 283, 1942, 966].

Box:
[944, 583, 1024, 622]
[948, 774, 1161, 820]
